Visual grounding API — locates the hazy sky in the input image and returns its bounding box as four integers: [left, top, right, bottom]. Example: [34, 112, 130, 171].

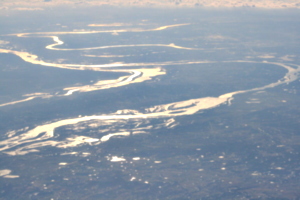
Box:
[1, 0, 300, 9]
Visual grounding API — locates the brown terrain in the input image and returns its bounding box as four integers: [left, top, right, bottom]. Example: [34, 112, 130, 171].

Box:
[1, 0, 300, 10]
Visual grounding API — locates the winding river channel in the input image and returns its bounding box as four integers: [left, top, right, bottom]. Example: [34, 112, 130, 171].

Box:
[0, 23, 299, 156]
[1, 8, 300, 199]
